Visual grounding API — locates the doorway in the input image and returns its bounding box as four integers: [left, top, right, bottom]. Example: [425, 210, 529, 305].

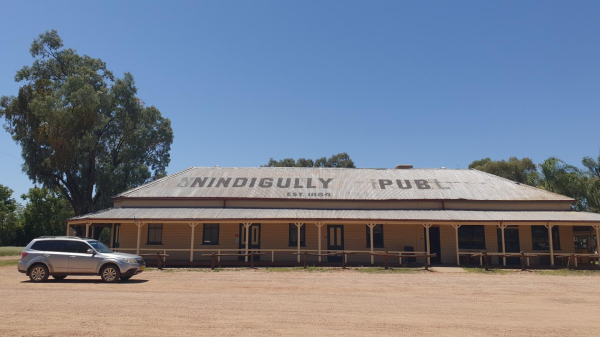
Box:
[239, 224, 261, 261]
[425, 227, 442, 264]
[327, 225, 344, 262]
[497, 227, 520, 265]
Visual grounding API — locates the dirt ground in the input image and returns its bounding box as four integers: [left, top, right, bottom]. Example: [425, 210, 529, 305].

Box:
[1, 266, 599, 337]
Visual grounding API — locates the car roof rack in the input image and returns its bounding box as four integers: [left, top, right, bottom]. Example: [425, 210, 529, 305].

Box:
[36, 236, 90, 240]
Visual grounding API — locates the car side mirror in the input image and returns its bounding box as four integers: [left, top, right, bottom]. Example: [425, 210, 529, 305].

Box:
[86, 249, 94, 254]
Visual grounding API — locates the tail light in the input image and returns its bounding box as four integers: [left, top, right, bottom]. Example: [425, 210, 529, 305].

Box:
[21, 252, 28, 259]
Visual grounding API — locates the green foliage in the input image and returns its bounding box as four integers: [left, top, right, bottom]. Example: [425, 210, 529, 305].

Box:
[264, 152, 356, 168]
[0, 30, 174, 215]
[470, 155, 600, 213]
[0, 184, 23, 246]
[98, 227, 111, 246]
[468, 157, 537, 185]
[20, 187, 74, 243]
[581, 155, 600, 212]
[536, 157, 589, 211]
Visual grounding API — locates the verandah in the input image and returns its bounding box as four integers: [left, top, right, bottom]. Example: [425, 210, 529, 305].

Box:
[65, 221, 600, 267]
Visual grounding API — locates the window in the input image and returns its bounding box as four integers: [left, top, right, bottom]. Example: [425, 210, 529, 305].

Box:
[31, 240, 51, 251]
[289, 224, 305, 246]
[47, 240, 70, 252]
[203, 224, 220, 245]
[147, 224, 163, 244]
[68, 241, 92, 254]
[458, 225, 486, 249]
[531, 226, 560, 250]
[366, 224, 384, 248]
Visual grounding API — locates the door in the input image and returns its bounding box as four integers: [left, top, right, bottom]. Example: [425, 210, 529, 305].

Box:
[497, 228, 521, 265]
[45, 240, 71, 273]
[425, 227, 442, 264]
[67, 241, 98, 273]
[327, 225, 344, 262]
[239, 224, 261, 261]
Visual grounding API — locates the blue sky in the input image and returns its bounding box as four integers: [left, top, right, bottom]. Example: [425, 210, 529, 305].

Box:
[1, 1, 599, 201]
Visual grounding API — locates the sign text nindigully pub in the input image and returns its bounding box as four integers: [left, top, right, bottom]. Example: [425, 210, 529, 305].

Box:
[178, 177, 451, 197]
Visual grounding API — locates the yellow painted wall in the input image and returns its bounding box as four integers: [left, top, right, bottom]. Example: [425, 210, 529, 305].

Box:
[117, 222, 578, 266]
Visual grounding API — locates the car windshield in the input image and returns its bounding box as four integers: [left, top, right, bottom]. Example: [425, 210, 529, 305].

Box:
[87, 240, 112, 253]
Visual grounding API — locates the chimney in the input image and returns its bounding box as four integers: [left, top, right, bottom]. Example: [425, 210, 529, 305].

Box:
[395, 164, 413, 169]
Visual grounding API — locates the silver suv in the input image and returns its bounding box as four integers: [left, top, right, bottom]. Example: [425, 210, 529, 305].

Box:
[18, 236, 145, 282]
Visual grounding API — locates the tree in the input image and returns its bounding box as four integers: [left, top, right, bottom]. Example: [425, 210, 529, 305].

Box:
[264, 152, 356, 168]
[0, 184, 20, 245]
[581, 155, 600, 212]
[468, 157, 537, 185]
[0, 30, 173, 215]
[21, 187, 74, 242]
[536, 157, 589, 211]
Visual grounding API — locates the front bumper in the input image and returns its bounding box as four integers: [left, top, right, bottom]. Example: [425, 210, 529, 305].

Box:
[121, 266, 144, 278]
[118, 260, 145, 276]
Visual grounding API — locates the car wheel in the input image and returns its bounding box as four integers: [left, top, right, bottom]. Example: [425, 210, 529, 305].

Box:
[120, 276, 132, 281]
[52, 275, 67, 280]
[100, 264, 120, 282]
[29, 264, 49, 282]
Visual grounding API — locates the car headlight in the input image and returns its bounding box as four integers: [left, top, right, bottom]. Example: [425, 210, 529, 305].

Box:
[122, 258, 138, 264]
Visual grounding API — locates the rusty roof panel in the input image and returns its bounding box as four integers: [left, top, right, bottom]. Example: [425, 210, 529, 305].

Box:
[69, 207, 600, 223]
[114, 167, 574, 201]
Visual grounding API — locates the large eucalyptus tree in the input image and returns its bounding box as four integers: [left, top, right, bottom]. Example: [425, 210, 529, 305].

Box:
[0, 31, 174, 215]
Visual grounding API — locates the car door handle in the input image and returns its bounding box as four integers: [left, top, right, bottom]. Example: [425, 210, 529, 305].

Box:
[69, 256, 76, 258]
[44, 254, 50, 257]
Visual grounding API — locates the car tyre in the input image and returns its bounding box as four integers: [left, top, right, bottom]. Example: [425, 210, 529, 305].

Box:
[52, 275, 67, 280]
[29, 264, 49, 282]
[100, 264, 120, 282]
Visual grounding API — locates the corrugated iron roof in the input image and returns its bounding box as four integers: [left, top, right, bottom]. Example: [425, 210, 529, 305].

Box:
[113, 167, 573, 202]
[69, 207, 600, 223]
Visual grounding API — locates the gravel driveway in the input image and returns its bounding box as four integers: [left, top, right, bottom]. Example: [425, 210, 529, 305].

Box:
[1, 267, 598, 336]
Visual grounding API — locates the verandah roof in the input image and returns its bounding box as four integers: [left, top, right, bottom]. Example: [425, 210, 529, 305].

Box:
[68, 207, 600, 224]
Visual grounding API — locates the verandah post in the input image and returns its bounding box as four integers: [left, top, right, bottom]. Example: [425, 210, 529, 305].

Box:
[546, 223, 555, 267]
[135, 222, 145, 255]
[294, 223, 304, 263]
[452, 224, 461, 266]
[423, 224, 432, 266]
[367, 223, 376, 265]
[189, 223, 198, 262]
[498, 223, 507, 267]
[316, 222, 323, 262]
[110, 223, 115, 248]
[243, 223, 251, 263]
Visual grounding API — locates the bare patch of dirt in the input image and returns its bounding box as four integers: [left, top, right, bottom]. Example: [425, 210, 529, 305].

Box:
[0, 267, 598, 336]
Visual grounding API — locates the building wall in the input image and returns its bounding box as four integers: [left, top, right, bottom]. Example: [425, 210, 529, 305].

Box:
[117, 222, 426, 264]
[116, 222, 576, 266]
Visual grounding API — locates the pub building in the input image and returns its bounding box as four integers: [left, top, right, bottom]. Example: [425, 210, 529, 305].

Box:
[67, 166, 600, 267]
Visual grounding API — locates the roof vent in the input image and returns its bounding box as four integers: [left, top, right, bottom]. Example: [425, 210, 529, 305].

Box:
[395, 164, 413, 169]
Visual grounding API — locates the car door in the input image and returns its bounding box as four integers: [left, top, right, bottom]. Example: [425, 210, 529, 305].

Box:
[45, 240, 71, 273]
[67, 241, 99, 273]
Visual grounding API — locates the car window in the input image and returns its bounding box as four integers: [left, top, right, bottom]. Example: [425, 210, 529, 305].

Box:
[31, 241, 51, 251]
[68, 241, 92, 254]
[87, 240, 111, 253]
[48, 240, 70, 253]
